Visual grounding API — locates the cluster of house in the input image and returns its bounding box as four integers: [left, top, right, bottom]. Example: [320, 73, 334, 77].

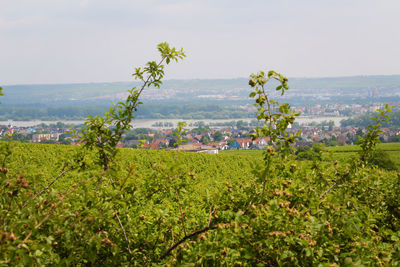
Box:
[298, 126, 400, 144]
[121, 126, 400, 153]
[1, 123, 399, 153]
[30, 133, 62, 142]
[174, 137, 270, 153]
[0, 124, 67, 143]
[295, 103, 391, 117]
[123, 128, 272, 154]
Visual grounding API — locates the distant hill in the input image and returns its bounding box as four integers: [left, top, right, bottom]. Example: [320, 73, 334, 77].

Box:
[2, 75, 400, 106]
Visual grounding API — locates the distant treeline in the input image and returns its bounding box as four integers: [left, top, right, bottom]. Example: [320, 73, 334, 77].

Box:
[136, 104, 253, 119]
[341, 111, 400, 127]
[0, 105, 108, 121]
[0, 104, 254, 121]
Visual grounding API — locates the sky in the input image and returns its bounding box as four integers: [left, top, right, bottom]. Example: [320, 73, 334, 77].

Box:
[1, 0, 400, 85]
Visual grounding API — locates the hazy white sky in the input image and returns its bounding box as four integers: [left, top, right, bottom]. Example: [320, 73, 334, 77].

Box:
[1, 0, 399, 85]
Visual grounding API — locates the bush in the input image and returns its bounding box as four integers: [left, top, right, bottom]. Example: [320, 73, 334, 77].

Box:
[296, 144, 323, 161]
[369, 149, 398, 171]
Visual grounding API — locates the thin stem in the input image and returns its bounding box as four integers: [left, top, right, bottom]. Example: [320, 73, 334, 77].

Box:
[260, 83, 273, 141]
[95, 170, 107, 192]
[159, 226, 218, 261]
[108, 56, 167, 161]
[319, 181, 338, 200]
[319, 170, 351, 200]
[260, 159, 271, 200]
[175, 187, 187, 237]
[114, 210, 132, 255]
[22, 166, 75, 209]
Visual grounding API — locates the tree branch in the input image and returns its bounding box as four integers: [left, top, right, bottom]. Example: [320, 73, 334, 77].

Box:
[22, 166, 75, 208]
[319, 181, 338, 200]
[159, 225, 218, 260]
[175, 187, 187, 236]
[319, 171, 350, 200]
[114, 210, 132, 255]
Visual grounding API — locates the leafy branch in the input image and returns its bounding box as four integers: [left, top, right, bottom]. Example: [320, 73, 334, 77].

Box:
[248, 70, 300, 199]
[159, 207, 218, 261]
[358, 104, 392, 164]
[78, 42, 185, 171]
[249, 70, 300, 148]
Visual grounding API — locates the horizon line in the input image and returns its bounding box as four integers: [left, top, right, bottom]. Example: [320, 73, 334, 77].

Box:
[2, 73, 400, 87]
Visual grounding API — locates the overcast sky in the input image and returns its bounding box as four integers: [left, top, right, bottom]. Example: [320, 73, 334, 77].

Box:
[1, 0, 399, 85]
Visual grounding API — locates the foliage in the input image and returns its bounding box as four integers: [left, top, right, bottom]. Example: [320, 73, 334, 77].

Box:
[0, 103, 259, 121]
[326, 142, 400, 170]
[296, 144, 324, 161]
[368, 149, 398, 171]
[358, 104, 392, 164]
[341, 110, 400, 128]
[249, 70, 300, 147]
[77, 42, 185, 170]
[1, 140, 399, 265]
[124, 128, 152, 142]
[212, 131, 223, 142]
[200, 135, 210, 145]
[248, 70, 300, 199]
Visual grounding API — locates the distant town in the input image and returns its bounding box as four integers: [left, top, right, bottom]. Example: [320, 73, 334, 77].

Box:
[1, 109, 399, 154]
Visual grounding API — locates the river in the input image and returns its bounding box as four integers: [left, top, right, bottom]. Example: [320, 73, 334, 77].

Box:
[0, 116, 348, 129]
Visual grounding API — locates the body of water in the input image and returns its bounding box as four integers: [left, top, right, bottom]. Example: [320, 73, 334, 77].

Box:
[1, 116, 348, 129]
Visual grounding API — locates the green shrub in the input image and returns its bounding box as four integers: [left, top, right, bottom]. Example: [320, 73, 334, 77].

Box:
[369, 149, 398, 170]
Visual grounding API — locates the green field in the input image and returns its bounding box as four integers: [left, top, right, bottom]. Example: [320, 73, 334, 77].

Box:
[326, 142, 400, 168]
[222, 143, 400, 169]
[328, 142, 400, 152]
[1, 142, 399, 265]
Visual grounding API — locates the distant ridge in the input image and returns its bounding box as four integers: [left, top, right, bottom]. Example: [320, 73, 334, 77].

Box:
[2, 75, 400, 105]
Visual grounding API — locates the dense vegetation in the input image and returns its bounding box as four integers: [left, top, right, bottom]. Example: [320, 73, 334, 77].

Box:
[1, 141, 399, 265]
[1, 45, 400, 266]
[341, 110, 400, 127]
[0, 105, 109, 121]
[223, 143, 400, 170]
[0, 104, 254, 121]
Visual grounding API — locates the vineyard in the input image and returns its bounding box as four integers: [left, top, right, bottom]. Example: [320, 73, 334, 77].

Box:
[1, 44, 400, 266]
[327, 143, 400, 168]
[1, 140, 399, 265]
[223, 143, 400, 169]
